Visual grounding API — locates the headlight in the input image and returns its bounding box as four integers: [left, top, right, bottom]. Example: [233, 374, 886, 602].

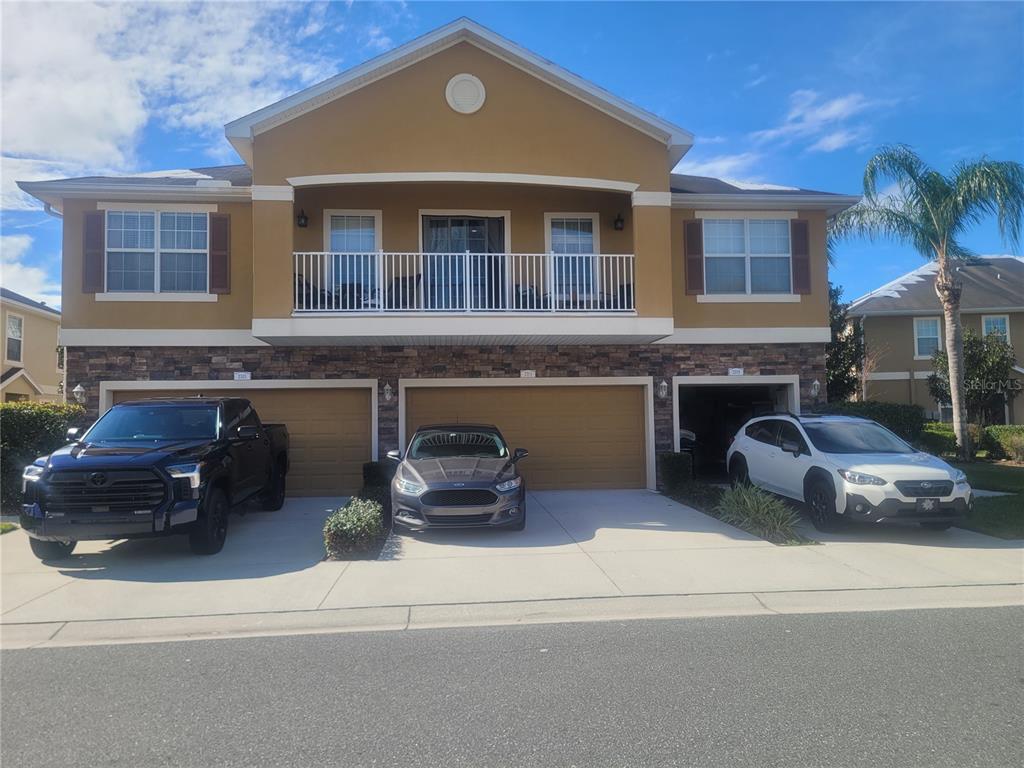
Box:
[495, 477, 522, 492]
[394, 476, 425, 496]
[952, 470, 969, 485]
[167, 462, 204, 496]
[837, 469, 887, 486]
[22, 464, 44, 493]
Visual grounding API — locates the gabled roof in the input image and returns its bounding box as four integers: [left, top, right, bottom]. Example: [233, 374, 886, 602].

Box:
[1, 287, 61, 317]
[848, 256, 1024, 316]
[224, 17, 694, 167]
[0, 368, 44, 394]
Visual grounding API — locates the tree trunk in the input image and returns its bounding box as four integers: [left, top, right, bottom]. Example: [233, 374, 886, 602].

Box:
[936, 264, 970, 458]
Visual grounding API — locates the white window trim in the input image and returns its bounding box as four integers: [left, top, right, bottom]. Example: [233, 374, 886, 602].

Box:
[5, 311, 24, 366]
[913, 316, 943, 360]
[696, 293, 800, 304]
[544, 212, 601, 299]
[981, 314, 1011, 345]
[322, 209, 384, 252]
[99, 206, 215, 301]
[417, 209, 512, 254]
[696, 210, 797, 220]
[701, 217, 794, 296]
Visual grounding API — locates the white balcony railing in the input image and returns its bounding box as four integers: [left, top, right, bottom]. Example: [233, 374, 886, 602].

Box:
[293, 252, 636, 313]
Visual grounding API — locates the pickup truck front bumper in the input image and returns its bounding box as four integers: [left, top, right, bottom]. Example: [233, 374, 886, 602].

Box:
[19, 500, 199, 542]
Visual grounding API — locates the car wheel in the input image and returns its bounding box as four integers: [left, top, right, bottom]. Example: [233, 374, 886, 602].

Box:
[29, 538, 76, 561]
[920, 522, 953, 531]
[260, 460, 286, 511]
[806, 478, 843, 532]
[190, 487, 229, 555]
[729, 456, 749, 487]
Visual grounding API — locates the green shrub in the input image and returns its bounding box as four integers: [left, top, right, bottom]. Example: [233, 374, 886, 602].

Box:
[657, 451, 694, 493]
[817, 401, 925, 442]
[714, 484, 802, 544]
[323, 496, 385, 558]
[0, 402, 86, 511]
[984, 425, 1024, 461]
[917, 422, 957, 456]
[362, 460, 396, 488]
[669, 480, 725, 513]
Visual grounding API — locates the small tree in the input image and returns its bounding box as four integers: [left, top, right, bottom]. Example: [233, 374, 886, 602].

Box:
[928, 330, 1018, 427]
[825, 283, 864, 402]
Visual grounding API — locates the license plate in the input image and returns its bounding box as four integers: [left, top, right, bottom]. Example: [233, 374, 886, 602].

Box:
[916, 498, 941, 512]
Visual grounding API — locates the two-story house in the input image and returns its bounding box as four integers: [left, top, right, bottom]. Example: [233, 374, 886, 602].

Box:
[18, 18, 857, 494]
[849, 256, 1023, 425]
[0, 288, 63, 403]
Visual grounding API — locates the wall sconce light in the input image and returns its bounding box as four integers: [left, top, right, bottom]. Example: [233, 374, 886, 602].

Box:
[296, 209, 309, 228]
[656, 379, 670, 400]
[383, 382, 393, 402]
[810, 379, 821, 399]
[71, 383, 86, 404]
[613, 213, 625, 231]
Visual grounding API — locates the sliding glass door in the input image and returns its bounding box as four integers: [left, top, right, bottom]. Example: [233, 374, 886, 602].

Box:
[422, 216, 505, 310]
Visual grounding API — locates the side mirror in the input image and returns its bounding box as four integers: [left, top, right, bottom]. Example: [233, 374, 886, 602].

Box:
[512, 448, 529, 463]
[386, 449, 402, 462]
[780, 439, 801, 457]
[234, 425, 259, 440]
[66, 427, 80, 442]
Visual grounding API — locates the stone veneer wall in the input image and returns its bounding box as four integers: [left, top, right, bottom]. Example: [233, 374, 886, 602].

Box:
[68, 343, 826, 456]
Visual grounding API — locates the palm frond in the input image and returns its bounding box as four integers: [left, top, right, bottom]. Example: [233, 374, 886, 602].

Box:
[830, 199, 936, 259]
[947, 159, 1024, 250]
[863, 144, 928, 199]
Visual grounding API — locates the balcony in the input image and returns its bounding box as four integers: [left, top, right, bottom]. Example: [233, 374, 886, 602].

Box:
[293, 251, 637, 314]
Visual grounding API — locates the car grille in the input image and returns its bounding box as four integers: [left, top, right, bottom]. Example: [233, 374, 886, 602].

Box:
[895, 480, 954, 498]
[424, 512, 495, 526]
[41, 470, 167, 516]
[421, 489, 498, 507]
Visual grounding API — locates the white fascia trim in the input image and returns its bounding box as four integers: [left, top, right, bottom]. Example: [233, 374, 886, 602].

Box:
[1014, 365, 1024, 375]
[95, 293, 219, 303]
[674, 193, 860, 216]
[696, 210, 797, 220]
[98, 378, 379, 459]
[398, 375, 657, 490]
[0, 368, 44, 394]
[696, 294, 800, 304]
[17, 182, 250, 214]
[252, 185, 294, 202]
[631, 191, 672, 207]
[225, 19, 692, 160]
[60, 329, 269, 347]
[0, 298, 60, 321]
[850, 307, 1024, 317]
[671, 373, 801, 456]
[656, 327, 831, 344]
[97, 201, 219, 213]
[866, 372, 911, 381]
[287, 172, 638, 194]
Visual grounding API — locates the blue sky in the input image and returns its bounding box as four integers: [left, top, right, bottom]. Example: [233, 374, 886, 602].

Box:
[2, 1, 1021, 308]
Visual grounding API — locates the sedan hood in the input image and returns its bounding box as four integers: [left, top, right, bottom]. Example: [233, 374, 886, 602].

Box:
[404, 456, 515, 485]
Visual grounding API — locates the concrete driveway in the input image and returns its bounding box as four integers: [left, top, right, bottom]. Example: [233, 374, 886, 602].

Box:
[2, 490, 1022, 627]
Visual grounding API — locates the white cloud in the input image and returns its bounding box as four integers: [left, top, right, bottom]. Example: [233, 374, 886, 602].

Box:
[808, 129, 865, 153]
[751, 89, 886, 151]
[673, 152, 762, 179]
[364, 24, 393, 51]
[744, 74, 769, 89]
[0, 157, 102, 212]
[0, 234, 61, 307]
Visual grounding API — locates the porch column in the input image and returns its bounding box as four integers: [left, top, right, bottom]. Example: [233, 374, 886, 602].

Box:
[252, 186, 295, 319]
[630, 192, 673, 319]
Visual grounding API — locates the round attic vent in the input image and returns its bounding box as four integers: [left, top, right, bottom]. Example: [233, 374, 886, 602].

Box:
[445, 74, 486, 114]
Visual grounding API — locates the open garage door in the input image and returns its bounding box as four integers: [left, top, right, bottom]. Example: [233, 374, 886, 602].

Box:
[404, 384, 648, 490]
[111, 387, 372, 496]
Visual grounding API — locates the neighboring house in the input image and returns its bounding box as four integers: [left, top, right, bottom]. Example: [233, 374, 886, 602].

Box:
[848, 256, 1024, 425]
[17, 18, 858, 494]
[0, 288, 63, 403]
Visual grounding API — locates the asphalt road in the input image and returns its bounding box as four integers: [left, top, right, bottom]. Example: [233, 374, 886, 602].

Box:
[3, 607, 1022, 768]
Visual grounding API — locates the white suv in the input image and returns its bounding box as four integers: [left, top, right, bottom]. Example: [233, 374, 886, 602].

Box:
[726, 414, 973, 531]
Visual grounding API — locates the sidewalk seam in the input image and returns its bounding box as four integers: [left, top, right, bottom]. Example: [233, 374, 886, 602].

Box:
[315, 561, 351, 610]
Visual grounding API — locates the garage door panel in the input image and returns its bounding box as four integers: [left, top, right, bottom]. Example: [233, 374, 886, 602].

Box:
[111, 387, 371, 496]
[405, 385, 645, 490]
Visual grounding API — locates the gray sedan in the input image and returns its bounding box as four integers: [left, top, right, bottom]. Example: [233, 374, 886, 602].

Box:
[388, 424, 528, 531]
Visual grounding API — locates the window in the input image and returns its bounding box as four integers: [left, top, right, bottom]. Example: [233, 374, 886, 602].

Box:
[546, 214, 599, 298]
[703, 218, 792, 294]
[5, 313, 23, 363]
[746, 420, 780, 445]
[777, 421, 808, 455]
[914, 317, 942, 358]
[326, 210, 381, 308]
[105, 209, 208, 293]
[982, 315, 1010, 344]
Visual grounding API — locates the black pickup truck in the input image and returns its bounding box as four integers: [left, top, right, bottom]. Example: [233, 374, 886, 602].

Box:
[20, 397, 289, 560]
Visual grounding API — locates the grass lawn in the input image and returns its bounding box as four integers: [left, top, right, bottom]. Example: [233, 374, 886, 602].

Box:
[960, 495, 1023, 539]
[0, 522, 17, 535]
[951, 460, 1024, 493]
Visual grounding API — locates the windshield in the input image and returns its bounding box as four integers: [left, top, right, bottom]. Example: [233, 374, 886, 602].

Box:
[85, 405, 220, 442]
[409, 429, 508, 460]
[802, 421, 914, 454]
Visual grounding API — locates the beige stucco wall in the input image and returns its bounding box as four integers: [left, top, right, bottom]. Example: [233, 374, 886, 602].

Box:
[60, 199, 254, 330]
[1, 300, 62, 399]
[669, 208, 830, 328]
[252, 42, 670, 191]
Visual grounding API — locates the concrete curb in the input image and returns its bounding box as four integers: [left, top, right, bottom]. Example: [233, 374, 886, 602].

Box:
[3, 583, 1022, 650]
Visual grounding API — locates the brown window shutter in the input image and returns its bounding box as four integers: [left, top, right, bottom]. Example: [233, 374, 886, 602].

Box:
[683, 219, 704, 295]
[791, 219, 811, 294]
[82, 211, 105, 293]
[209, 213, 231, 294]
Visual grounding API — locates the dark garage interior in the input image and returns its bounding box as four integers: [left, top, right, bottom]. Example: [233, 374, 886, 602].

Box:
[678, 384, 791, 478]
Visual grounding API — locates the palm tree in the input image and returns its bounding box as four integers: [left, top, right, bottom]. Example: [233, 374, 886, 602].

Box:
[831, 145, 1024, 458]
